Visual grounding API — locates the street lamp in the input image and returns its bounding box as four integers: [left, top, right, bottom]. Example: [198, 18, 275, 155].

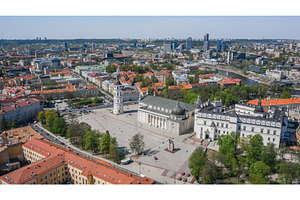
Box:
[138, 162, 141, 174]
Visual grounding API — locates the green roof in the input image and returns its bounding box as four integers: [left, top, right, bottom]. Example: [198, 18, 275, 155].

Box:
[140, 95, 196, 112]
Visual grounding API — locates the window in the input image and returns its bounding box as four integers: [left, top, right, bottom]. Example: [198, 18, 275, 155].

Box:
[51, 179, 53, 183]
[273, 130, 277, 135]
[273, 138, 275, 142]
[221, 123, 224, 127]
[268, 137, 270, 141]
[261, 129, 264, 133]
[267, 130, 270, 134]
[50, 173, 52, 177]
[226, 124, 228, 128]
[217, 123, 219, 127]
[54, 177, 56, 181]
[252, 127, 254, 132]
[65, 167, 67, 170]
[45, 176, 47, 180]
[204, 121, 206, 125]
[57, 169, 59, 173]
[242, 134, 245, 137]
[40, 178, 43, 182]
[62, 173, 64, 177]
[243, 126, 246, 131]
[65, 172, 68, 175]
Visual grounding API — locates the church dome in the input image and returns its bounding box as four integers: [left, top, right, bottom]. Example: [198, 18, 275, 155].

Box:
[171, 102, 185, 115]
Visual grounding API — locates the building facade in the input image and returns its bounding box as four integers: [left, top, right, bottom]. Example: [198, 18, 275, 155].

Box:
[194, 99, 288, 148]
[0, 138, 155, 185]
[138, 95, 196, 136]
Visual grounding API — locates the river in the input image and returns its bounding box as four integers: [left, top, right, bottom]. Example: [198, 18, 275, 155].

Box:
[218, 70, 260, 86]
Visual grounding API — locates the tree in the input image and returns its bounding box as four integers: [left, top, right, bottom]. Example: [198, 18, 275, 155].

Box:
[260, 143, 277, 171]
[8, 121, 16, 129]
[47, 94, 53, 101]
[165, 78, 175, 87]
[83, 128, 100, 154]
[200, 161, 221, 184]
[249, 161, 270, 184]
[52, 117, 67, 136]
[93, 97, 103, 104]
[37, 111, 46, 124]
[108, 144, 119, 162]
[281, 91, 291, 99]
[240, 134, 263, 166]
[276, 160, 299, 184]
[64, 92, 74, 100]
[67, 120, 89, 146]
[236, 155, 248, 182]
[99, 132, 112, 154]
[44, 109, 57, 128]
[0, 117, 8, 131]
[98, 131, 118, 155]
[129, 133, 145, 155]
[225, 93, 239, 106]
[188, 147, 207, 182]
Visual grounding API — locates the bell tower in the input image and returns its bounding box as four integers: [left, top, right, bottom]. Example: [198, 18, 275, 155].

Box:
[113, 77, 124, 115]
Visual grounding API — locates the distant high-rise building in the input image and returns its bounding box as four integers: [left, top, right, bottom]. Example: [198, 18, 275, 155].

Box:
[221, 43, 227, 51]
[203, 33, 210, 51]
[203, 41, 209, 52]
[163, 42, 172, 53]
[92, 43, 96, 50]
[171, 41, 177, 50]
[204, 33, 209, 41]
[64, 42, 68, 51]
[217, 40, 222, 52]
[186, 37, 192, 50]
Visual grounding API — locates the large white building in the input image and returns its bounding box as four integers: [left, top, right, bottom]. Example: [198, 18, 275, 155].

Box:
[194, 99, 288, 148]
[137, 95, 197, 136]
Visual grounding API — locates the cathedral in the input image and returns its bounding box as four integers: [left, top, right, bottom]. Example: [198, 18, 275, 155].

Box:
[137, 95, 199, 136]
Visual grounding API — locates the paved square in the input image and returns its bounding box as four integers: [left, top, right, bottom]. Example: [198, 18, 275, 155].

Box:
[78, 104, 202, 183]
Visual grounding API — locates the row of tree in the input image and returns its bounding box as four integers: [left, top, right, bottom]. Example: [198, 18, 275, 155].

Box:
[66, 117, 125, 162]
[189, 132, 300, 184]
[37, 110, 67, 136]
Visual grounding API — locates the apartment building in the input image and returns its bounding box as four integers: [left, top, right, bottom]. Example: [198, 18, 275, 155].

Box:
[0, 138, 155, 185]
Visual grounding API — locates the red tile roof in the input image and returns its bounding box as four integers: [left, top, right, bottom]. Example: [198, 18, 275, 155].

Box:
[1, 138, 155, 185]
[247, 98, 300, 106]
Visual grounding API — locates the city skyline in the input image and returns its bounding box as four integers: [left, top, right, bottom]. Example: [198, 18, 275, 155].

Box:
[0, 16, 300, 40]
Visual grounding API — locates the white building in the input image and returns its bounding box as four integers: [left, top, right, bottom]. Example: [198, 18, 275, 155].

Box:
[194, 99, 288, 148]
[266, 70, 283, 81]
[113, 79, 124, 115]
[138, 95, 196, 136]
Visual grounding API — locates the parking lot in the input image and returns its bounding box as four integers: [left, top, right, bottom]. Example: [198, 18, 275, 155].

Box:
[78, 104, 202, 183]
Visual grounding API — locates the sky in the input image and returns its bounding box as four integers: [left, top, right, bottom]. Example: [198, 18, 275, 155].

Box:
[0, 16, 300, 40]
